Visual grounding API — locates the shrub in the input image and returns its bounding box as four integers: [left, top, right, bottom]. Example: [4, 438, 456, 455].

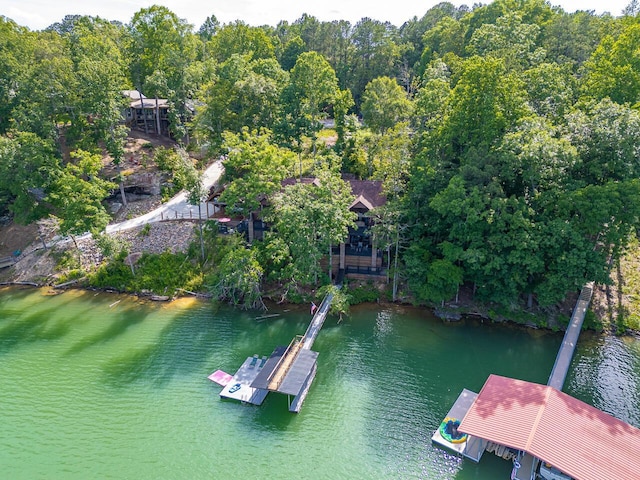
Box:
[348, 282, 380, 304]
[139, 223, 151, 237]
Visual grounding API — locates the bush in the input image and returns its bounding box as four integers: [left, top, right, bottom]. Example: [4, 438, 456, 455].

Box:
[132, 251, 202, 295]
[348, 282, 380, 304]
[583, 309, 604, 332]
[139, 223, 151, 237]
[206, 246, 264, 310]
[89, 254, 134, 291]
[89, 250, 203, 296]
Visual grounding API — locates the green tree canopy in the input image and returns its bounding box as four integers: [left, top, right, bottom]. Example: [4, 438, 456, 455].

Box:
[220, 128, 296, 216]
[266, 169, 356, 285]
[361, 76, 413, 134]
[47, 149, 115, 238]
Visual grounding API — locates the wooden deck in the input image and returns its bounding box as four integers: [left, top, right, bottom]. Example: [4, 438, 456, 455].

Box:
[267, 336, 303, 391]
[0, 257, 16, 269]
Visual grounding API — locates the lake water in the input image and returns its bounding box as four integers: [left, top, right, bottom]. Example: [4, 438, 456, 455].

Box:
[1, 287, 638, 479]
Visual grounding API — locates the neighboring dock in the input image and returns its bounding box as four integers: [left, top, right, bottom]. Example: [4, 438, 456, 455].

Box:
[433, 283, 602, 480]
[431, 389, 485, 461]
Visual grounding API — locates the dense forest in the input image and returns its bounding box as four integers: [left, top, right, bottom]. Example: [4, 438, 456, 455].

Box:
[1, 0, 640, 319]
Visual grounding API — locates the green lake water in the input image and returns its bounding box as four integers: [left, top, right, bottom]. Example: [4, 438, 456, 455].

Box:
[1, 286, 639, 479]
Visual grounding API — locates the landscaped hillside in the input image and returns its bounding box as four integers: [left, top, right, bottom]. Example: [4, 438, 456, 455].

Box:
[1, 1, 640, 329]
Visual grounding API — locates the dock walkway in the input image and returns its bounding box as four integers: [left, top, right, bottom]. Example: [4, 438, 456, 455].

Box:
[547, 283, 594, 390]
[301, 291, 333, 350]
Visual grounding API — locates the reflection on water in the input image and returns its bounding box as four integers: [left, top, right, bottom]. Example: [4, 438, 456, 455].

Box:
[0, 287, 638, 479]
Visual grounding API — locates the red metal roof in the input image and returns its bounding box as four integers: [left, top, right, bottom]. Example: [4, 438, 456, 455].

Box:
[459, 374, 640, 480]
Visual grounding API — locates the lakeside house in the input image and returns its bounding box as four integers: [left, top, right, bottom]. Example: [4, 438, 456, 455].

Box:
[122, 90, 196, 138]
[209, 176, 388, 282]
[122, 90, 170, 136]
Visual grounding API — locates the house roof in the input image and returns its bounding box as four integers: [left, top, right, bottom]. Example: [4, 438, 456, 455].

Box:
[130, 98, 169, 109]
[350, 194, 374, 211]
[459, 374, 640, 480]
[122, 89, 146, 100]
[348, 180, 385, 210]
[281, 177, 385, 212]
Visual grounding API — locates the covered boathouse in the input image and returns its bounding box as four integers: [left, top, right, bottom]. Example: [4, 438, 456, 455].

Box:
[435, 374, 640, 480]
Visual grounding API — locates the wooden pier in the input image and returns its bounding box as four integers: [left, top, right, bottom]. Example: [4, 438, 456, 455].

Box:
[547, 283, 593, 390]
[213, 291, 335, 412]
[435, 283, 598, 480]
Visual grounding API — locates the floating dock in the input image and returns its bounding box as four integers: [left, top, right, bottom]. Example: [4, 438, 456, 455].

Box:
[218, 355, 269, 405]
[208, 369, 233, 386]
[431, 389, 486, 461]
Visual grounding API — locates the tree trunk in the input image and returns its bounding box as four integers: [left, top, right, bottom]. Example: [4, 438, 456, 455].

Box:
[392, 228, 399, 302]
[155, 97, 161, 135]
[128, 257, 135, 276]
[71, 234, 81, 268]
[139, 90, 149, 134]
[386, 246, 390, 283]
[117, 164, 128, 206]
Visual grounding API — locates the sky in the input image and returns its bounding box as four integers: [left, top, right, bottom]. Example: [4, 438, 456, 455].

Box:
[2, 0, 632, 31]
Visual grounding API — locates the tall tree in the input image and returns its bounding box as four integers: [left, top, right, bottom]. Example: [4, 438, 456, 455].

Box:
[47, 149, 115, 248]
[582, 23, 640, 105]
[466, 12, 544, 70]
[10, 30, 76, 141]
[219, 128, 296, 217]
[267, 169, 356, 285]
[196, 55, 288, 152]
[197, 15, 219, 41]
[361, 76, 413, 134]
[280, 51, 338, 154]
[206, 21, 275, 63]
[0, 132, 59, 223]
[351, 18, 403, 105]
[435, 56, 528, 166]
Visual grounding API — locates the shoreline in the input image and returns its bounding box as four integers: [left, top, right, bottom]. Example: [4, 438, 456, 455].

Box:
[1, 281, 628, 337]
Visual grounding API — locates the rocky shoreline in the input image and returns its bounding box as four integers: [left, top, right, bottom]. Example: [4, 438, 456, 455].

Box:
[1, 196, 198, 286]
